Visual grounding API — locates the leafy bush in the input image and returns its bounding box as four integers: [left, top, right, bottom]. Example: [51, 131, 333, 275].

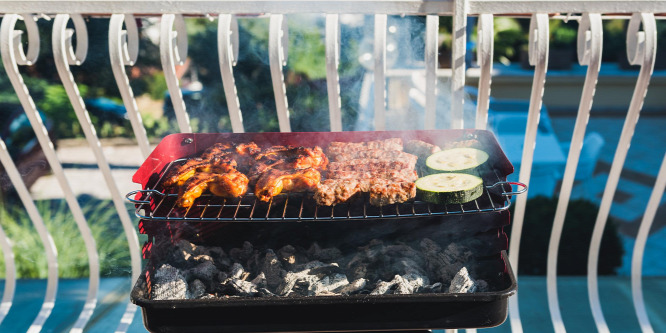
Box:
[0, 198, 138, 278]
[508, 196, 624, 275]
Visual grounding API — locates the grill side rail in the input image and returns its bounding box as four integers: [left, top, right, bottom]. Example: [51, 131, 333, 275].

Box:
[0, 1, 663, 332]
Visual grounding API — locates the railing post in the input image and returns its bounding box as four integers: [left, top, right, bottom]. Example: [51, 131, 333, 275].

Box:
[546, 13, 603, 333]
[373, 14, 387, 131]
[160, 14, 192, 133]
[587, 13, 657, 333]
[52, 14, 143, 332]
[325, 14, 343, 132]
[0, 13, 89, 333]
[269, 14, 291, 132]
[508, 12, 549, 333]
[632, 153, 666, 333]
[424, 14, 438, 130]
[450, 0, 467, 129]
[109, 14, 151, 159]
[218, 14, 245, 133]
[475, 13, 493, 130]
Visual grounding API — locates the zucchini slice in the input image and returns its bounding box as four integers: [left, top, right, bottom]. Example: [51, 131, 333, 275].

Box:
[415, 173, 484, 204]
[425, 147, 489, 175]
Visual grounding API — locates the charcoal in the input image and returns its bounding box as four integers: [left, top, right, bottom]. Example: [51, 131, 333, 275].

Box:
[190, 261, 219, 283]
[309, 273, 349, 296]
[449, 267, 476, 293]
[392, 275, 415, 294]
[277, 271, 319, 296]
[188, 279, 206, 299]
[229, 241, 254, 262]
[277, 245, 298, 266]
[307, 243, 343, 262]
[420, 238, 472, 284]
[207, 246, 226, 259]
[228, 278, 259, 296]
[348, 263, 368, 281]
[397, 272, 429, 294]
[218, 271, 228, 282]
[251, 272, 267, 288]
[370, 278, 398, 295]
[261, 250, 285, 289]
[230, 263, 246, 280]
[383, 244, 424, 266]
[476, 279, 489, 292]
[257, 288, 277, 297]
[309, 263, 345, 277]
[153, 264, 188, 300]
[421, 282, 443, 293]
[339, 278, 367, 295]
[392, 258, 428, 278]
[276, 261, 327, 296]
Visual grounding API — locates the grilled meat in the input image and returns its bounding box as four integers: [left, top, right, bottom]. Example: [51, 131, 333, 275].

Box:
[326, 169, 418, 183]
[163, 156, 237, 187]
[368, 180, 416, 206]
[313, 178, 417, 206]
[327, 157, 417, 173]
[164, 142, 259, 188]
[327, 138, 403, 159]
[176, 170, 249, 208]
[249, 146, 328, 184]
[404, 140, 441, 161]
[315, 138, 418, 206]
[209, 171, 250, 198]
[313, 179, 361, 206]
[328, 149, 417, 162]
[255, 167, 321, 202]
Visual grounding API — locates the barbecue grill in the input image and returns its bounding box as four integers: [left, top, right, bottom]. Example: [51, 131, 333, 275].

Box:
[127, 129, 526, 332]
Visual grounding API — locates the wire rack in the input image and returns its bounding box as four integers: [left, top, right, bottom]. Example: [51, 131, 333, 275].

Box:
[127, 159, 526, 222]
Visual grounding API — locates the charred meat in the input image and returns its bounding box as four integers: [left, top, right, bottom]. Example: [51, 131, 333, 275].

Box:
[255, 167, 321, 202]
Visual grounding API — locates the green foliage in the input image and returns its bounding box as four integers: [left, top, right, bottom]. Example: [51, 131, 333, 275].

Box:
[0, 199, 136, 278]
[38, 84, 88, 138]
[549, 20, 578, 50]
[493, 17, 528, 64]
[142, 113, 172, 138]
[288, 20, 327, 79]
[508, 196, 624, 276]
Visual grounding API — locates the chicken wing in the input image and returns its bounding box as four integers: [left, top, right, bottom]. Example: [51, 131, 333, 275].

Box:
[254, 167, 321, 202]
[163, 156, 237, 187]
[177, 170, 249, 208]
[249, 146, 328, 184]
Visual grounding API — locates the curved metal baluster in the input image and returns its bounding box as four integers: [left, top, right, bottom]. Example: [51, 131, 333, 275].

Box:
[424, 14, 438, 130]
[160, 14, 192, 133]
[588, 13, 657, 333]
[450, 0, 467, 129]
[218, 14, 244, 133]
[109, 14, 151, 158]
[0, 13, 67, 333]
[373, 14, 387, 131]
[0, 139, 56, 333]
[0, 146, 21, 325]
[269, 14, 291, 132]
[475, 13, 493, 130]
[325, 14, 342, 132]
[547, 13, 603, 333]
[52, 14, 142, 332]
[632, 153, 666, 333]
[508, 13, 549, 333]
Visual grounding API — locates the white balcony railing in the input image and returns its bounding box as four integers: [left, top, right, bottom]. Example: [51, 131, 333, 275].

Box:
[0, 1, 664, 332]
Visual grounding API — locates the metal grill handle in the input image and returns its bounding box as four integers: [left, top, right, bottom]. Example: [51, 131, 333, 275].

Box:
[487, 181, 528, 196]
[126, 189, 164, 204]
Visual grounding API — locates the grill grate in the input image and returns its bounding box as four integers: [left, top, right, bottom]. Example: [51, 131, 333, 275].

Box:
[127, 159, 526, 222]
